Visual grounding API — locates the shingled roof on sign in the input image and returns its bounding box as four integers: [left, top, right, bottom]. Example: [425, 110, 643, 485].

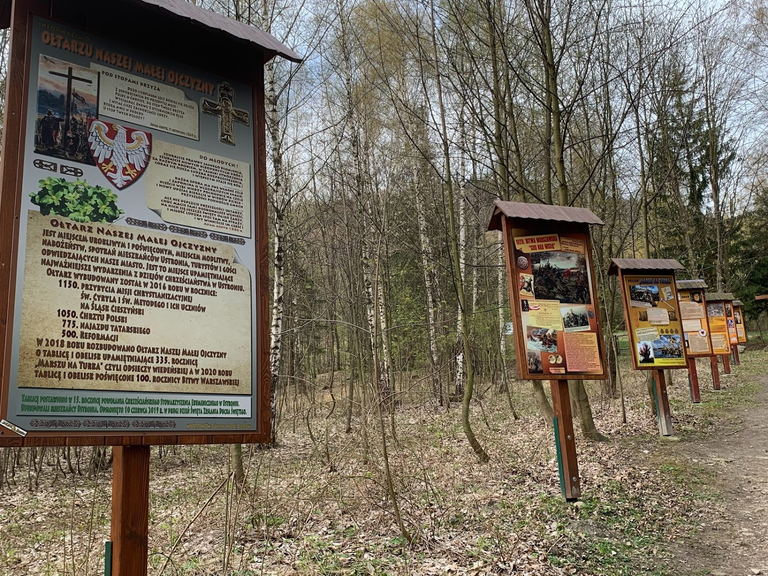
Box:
[733, 300, 744, 307]
[676, 279, 707, 290]
[705, 292, 735, 302]
[607, 258, 685, 276]
[487, 200, 604, 231]
[0, 0, 303, 63]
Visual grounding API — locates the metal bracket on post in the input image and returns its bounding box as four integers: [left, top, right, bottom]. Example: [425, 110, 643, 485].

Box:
[105, 541, 112, 576]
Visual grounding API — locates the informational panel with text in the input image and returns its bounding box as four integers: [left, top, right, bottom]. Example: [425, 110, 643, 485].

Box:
[706, 301, 731, 355]
[620, 274, 687, 369]
[506, 227, 607, 380]
[1, 17, 261, 439]
[677, 288, 713, 358]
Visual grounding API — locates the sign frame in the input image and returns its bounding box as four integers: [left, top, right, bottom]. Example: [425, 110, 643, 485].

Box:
[499, 219, 608, 381]
[733, 300, 747, 344]
[617, 271, 688, 371]
[0, 0, 294, 447]
[490, 200, 607, 501]
[676, 284, 713, 358]
[609, 259, 687, 436]
[704, 293, 734, 356]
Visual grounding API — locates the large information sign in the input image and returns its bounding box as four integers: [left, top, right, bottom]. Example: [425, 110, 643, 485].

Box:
[506, 228, 606, 380]
[676, 286, 712, 357]
[621, 275, 687, 369]
[0, 16, 265, 441]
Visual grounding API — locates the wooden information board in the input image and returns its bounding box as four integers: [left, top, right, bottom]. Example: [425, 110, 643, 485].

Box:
[676, 282, 712, 358]
[733, 300, 747, 344]
[0, 0, 300, 447]
[704, 293, 733, 356]
[619, 274, 687, 370]
[609, 259, 688, 435]
[498, 222, 607, 381]
[725, 301, 738, 346]
[490, 201, 607, 501]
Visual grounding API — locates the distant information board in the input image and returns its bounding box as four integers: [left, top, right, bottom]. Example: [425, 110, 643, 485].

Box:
[706, 302, 731, 355]
[724, 301, 738, 345]
[508, 229, 606, 379]
[621, 275, 687, 369]
[734, 304, 747, 344]
[3, 17, 259, 436]
[677, 288, 712, 358]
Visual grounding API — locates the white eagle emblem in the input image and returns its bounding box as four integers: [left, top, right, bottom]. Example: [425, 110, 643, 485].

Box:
[87, 120, 151, 189]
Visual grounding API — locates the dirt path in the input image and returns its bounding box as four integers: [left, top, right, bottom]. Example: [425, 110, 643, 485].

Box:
[671, 375, 768, 575]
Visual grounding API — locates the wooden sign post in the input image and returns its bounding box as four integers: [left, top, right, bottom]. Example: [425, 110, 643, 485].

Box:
[0, 2, 300, 573]
[704, 292, 736, 378]
[710, 356, 721, 390]
[609, 259, 687, 437]
[489, 201, 608, 501]
[676, 280, 714, 404]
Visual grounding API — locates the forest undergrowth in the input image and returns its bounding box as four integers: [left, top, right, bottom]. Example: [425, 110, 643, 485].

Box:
[1, 349, 765, 575]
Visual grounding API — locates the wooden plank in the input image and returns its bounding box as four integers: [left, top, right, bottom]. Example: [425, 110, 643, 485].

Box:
[23, 435, 65, 447]
[500, 217, 527, 378]
[140, 435, 179, 446]
[253, 64, 271, 441]
[0, 431, 272, 448]
[652, 369, 673, 436]
[722, 353, 731, 375]
[550, 380, 580, 501]
[111, 445, 150, 576]
[0, 0, 50, 441]
[732, 346, 741, 366]
[687, 357, 701, 403]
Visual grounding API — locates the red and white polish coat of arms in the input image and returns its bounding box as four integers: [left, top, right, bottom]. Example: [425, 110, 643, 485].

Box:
[87, 119, 151, 190]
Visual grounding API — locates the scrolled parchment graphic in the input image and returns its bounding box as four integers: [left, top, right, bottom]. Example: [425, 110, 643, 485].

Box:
[19, 211, 252, 395]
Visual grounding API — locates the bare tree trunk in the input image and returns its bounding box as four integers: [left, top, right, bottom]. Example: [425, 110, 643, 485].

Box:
[527, 0, 606, 441]
[532, 381, 554, 424]
[377, 270, 394, 410]
[429, 0, 488, 462]
[415, 188, 442, 405]
[454, 177, 467, 398]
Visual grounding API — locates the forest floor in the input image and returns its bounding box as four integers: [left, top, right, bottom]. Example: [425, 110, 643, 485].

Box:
[1, 349, 768, 575]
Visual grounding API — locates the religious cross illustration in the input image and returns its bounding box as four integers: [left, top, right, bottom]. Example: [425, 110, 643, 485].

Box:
[48, 66, 93, 145]
[202, 82, 250, 145]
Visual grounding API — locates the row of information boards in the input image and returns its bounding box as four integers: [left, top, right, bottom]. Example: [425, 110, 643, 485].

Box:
[489, 200, 749, 500]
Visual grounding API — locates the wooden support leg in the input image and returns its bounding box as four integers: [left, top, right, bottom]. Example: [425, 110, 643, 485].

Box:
[687, 358, 701, 403]
[550, 380, 580, 501]
[710, 355, 721, 390]
[722, 353, 731, 374]
[732, 345, 741, 366]
[652, 370, 673, 436]
[112, 445, 150, 576]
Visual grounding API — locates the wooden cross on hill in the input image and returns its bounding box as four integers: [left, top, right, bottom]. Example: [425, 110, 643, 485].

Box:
[48, 65, 92, 142]
[202, 82, 250, 145]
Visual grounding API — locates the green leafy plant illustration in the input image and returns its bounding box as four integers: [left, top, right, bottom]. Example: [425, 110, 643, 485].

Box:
[29, 177, 123, 223]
